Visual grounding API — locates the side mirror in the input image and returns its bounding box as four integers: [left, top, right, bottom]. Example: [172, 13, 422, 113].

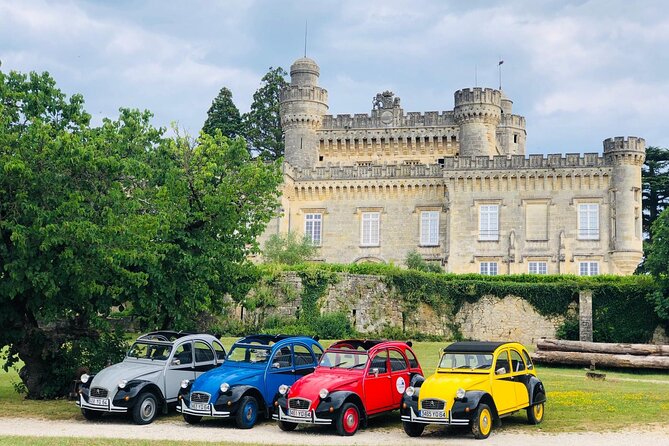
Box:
[369, 368, 379, 377]
[171, 359, 181, 366]
[495, 367, 506, 375]
[272, 362, 281, 369]
[527, 363, 534, 370]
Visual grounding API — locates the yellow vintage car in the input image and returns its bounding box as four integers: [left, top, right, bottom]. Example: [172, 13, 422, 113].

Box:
[400, 341, 546, 439]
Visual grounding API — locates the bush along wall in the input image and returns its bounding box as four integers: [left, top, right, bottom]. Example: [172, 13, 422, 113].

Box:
[249, 263, 664, 343]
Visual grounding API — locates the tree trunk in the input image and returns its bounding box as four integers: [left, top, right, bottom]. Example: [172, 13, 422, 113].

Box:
[15, 321, 57, 399]
[532, 350, 669, 370]
[536, 339, 669, 356]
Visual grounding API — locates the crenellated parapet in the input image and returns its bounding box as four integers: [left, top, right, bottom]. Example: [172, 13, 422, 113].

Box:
[321, 110, 456, 129]
[603, 136, 646, 166]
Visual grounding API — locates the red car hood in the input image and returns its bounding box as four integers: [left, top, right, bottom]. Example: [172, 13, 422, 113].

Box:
[287, 368, 362, 408]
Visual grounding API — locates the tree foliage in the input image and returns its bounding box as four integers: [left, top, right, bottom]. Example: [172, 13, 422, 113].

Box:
[405, 250, 443, 273]
[243, 67, 288, 161]
[644, 208, 669, 320]
[202, 87, 243, 140]
[642, 146, 669, 238]
[262, 232, 317, 265]
[0, 69, 282, 398]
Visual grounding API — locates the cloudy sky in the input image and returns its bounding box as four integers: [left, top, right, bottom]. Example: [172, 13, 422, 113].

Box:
[1, 0, 667, 153]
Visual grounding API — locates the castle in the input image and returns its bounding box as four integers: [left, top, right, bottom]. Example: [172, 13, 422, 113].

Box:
[260, 57, 645, 275]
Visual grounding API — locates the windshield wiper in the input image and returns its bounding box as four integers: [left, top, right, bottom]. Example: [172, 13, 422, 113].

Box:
[349, 363, 367, 369]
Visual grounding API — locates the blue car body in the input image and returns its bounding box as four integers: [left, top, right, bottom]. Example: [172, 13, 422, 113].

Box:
[177, 334, 323, 428]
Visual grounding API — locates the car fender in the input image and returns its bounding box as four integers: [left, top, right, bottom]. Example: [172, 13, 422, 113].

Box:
[453, 390, 498, 419]
[113, 380, 164, 407]
[529, 378, 546, 404]
[409, 374, 425, 387]
[319, 391, 366, 420]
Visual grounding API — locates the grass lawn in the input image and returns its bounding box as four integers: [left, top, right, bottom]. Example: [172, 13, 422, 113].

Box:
[2, 339, 669, 433]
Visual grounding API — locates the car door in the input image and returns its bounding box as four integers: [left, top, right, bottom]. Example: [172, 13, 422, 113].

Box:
[490, 349, 516, 414]
[363, 349, 393, 414]
[293, 343, 316, 380]
[509, 348, 530, 408]
[193, 340, 218, 375]
[265, 344, 295, 399]
[164, 341, 196, 401]
[388, 348, 410, 407]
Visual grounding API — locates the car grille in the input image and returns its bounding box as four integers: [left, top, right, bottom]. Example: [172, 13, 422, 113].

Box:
[190, 392, 210, 404]
[421, 399, 445, 410]
[90, 387, 108, 398]
[288, 398, 311, 410]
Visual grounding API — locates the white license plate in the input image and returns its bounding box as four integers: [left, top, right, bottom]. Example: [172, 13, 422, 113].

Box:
[191, 402, 210, 411]
[288, 408, 310, 418]
[421, 409, 446, 418]
[89, 397, 108, 406]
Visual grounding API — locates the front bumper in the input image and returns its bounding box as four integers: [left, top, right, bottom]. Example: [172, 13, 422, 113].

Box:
[272, 406, 332, 425]
[176, 399, 231, 418]
[76, 394, 128, 413]
[401, 407, 470, 426]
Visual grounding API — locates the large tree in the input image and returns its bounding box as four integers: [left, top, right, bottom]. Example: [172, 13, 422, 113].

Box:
[644, 208, 669, 322]
[202, 87, 243, 139]
[243, 67, 288, 161]
[642, 146, 669, 238]
[0, 70, 282, 398]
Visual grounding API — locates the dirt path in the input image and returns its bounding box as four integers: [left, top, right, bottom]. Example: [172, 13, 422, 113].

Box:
[1, 417, 669, 446]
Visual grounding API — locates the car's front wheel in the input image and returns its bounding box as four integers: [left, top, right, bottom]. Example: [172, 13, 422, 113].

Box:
[235, 395, 259, 429]
[527, 400, 545, 424]
[132, 392, 159, 425]
[335, 402, 360, 436]
[471, 403, 493, 439]
[183, 413, 202, 424]
[402, 421, 425, 437]
[277, 420, 298, 431]
[81, 408, 104, 421]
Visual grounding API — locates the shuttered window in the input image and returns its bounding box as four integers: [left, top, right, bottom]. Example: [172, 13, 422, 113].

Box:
[526, 203, 548, 240]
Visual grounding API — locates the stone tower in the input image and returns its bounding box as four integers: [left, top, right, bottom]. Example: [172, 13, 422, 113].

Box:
[280, 57, 328, 169]
[496, 91, 527, 155]
[453, 87, 502, 157]
[604, 136, 646, 274]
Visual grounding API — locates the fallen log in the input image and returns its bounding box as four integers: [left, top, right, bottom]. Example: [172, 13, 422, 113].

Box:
[536, 339, 669, 356]
[532, 350, 669, 370]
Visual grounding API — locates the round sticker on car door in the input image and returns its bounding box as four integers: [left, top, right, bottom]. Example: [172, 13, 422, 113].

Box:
[396, 376, 406, 394]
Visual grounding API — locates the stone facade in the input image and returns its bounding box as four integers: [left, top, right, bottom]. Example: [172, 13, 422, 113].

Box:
[260, 57, 645, 276]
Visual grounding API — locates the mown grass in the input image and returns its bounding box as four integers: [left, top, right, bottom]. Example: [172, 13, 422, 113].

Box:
[2, 339, 669, 433]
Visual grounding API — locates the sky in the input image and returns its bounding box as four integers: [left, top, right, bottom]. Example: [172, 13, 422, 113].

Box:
[1, 0, 668, 154]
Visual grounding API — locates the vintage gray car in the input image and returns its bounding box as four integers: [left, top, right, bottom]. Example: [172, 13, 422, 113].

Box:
[76, 331, 225, 424]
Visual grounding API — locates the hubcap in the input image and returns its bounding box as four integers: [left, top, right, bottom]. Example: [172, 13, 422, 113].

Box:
[480, 409, 491, 435]
[246, 405, 253, 420]
[141, 399, 155, 420]
[343, 408, 358, 432]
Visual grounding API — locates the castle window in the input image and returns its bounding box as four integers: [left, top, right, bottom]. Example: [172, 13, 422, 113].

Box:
[513, 134, 518, 144]
[579, 261, 599, 276]
[479, 204, 499, 241]
[304, 213, 322, 246]
[578, 203, 599, 240]
[420, 211, 440, 246]
[528, 261, 547, 274]
[480, 262, 498, 276]
[361, 212, 380, 247]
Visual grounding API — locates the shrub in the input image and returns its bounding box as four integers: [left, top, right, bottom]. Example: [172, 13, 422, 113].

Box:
[405, 250, 443, 273]
[262, 232, 317, 265]
[310, 313, 354, 339]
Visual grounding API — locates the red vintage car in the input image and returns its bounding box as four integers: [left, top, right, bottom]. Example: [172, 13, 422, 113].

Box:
[272, 339, 423, 436]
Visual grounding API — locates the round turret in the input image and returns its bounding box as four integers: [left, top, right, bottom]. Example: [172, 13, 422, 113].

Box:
[280, 57, 329, 169]
[500, 90, 513, 115]
[453, 88, 502, 157]
[603, 136, 646, 165]
[290, 57, 320, 87]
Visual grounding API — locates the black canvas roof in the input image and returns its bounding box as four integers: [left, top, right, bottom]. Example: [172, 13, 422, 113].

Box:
[236, 334, 295, 345]
[329, 339, 383, 351]
[444, 341, 509, 353]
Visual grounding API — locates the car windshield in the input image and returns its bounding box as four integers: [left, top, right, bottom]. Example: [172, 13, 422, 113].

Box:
[226, 344, 271, 364]
[319, 351, 369, 369]
[126, 341, 172, 361]
[439, 352, 493, 370]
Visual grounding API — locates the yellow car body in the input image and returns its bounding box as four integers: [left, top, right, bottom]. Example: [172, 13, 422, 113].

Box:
[400, 341, 546, 439]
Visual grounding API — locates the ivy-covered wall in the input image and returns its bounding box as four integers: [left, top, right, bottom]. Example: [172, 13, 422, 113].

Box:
[244, 263, 665, 344]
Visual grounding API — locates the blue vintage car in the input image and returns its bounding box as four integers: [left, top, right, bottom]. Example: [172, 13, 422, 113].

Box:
[177, 334, 323, 428]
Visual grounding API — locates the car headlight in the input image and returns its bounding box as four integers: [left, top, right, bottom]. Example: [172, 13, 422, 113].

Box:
[80, 374, 90, 384]
[278, 384, 289, 395]
[319, 388, 329, 399]
[180, 379, 190, 389]
[219, 382, 230, 393]
[405, 386, 415, 397]
[456, 388, 466, 399]
[118, 380, 127, 389]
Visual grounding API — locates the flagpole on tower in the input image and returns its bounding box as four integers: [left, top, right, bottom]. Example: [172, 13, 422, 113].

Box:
[304, 20, 308, 57]
[498, 58, 504, 90]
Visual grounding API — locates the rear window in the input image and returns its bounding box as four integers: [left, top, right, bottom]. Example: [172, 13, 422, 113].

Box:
[405, 349, 419, 368]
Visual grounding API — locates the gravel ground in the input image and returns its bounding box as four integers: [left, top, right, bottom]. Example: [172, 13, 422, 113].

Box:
[1, 417, 669, 446]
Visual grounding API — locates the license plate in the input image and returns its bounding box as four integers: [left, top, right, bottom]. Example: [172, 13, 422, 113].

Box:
[421, 409, 446, 418]
[288, 408, 310, 418]
[191, 402, 210, 411]
[89, 397, 108, 406]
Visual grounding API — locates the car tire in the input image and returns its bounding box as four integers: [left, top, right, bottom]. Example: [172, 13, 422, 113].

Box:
[81, 408, 104, 421]
[471, 403, 493, 439]
[527, 399, 545, 425]
[278, 420, 298, 431]
[235, 395, 259, 429]
[336, 402, 360, 436]
[183, 413, 202, 425]
[132, 392, 159, 425]
[402, 421, 425, 437]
